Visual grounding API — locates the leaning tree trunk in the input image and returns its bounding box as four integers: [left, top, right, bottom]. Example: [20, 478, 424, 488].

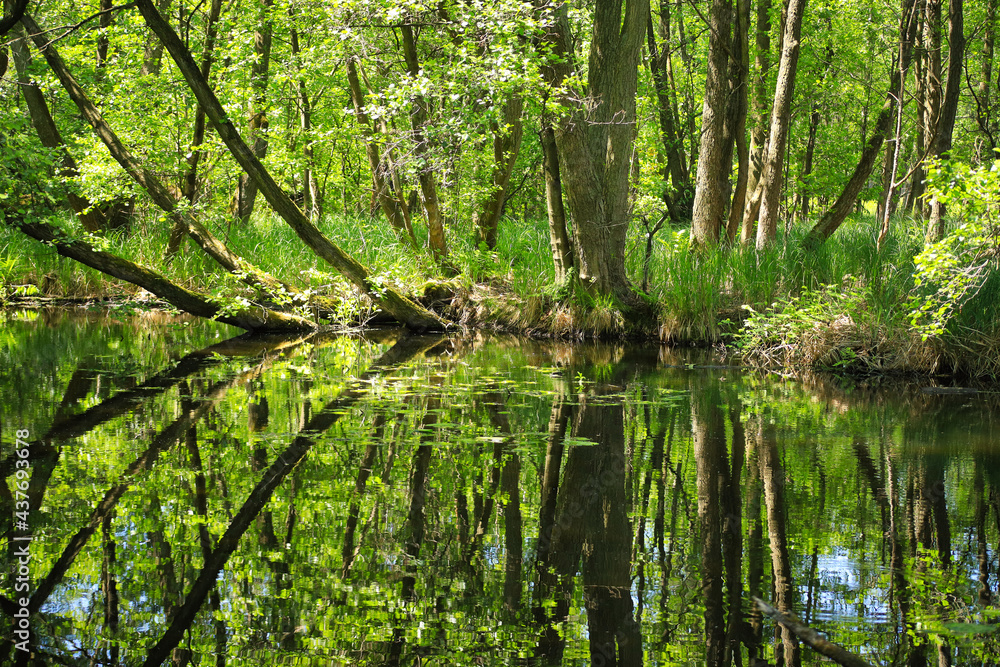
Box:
[755, 0, 807, 249]
[803, 0, 919, 249]
[926, 0, 964, 242]
[19, 12, 315, 312]
[9, 217, 311, 331]
[134, 0, 448, 330]
[690, 0, 733, 246]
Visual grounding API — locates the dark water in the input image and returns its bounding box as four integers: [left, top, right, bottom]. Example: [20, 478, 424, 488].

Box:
[2, 308, 1000, 666]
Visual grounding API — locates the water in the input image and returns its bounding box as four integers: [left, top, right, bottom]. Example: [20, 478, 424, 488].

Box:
[2, 308, 999, 666]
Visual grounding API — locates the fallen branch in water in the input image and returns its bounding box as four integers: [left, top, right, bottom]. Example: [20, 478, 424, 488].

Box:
[753, 597, 876, 667]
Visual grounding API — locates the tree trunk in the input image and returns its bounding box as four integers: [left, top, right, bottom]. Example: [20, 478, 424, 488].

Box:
[691, 0, 733, 246]
[474, 95, 524, 250]
[234, 0, 274, 225]
[346, 58, 416, 246]
[975, 0, 997, 155]
[541, 121, 574, 285]
[288, 7, 321, 220]
[647, 4, 693, 220]
[741, 0, 773, 244]
[926, 0, 964, 242]
[134, 0, 449, 330]
[799, 103, 821, 220]
[755, 0, 807, 249]
[139, 0, 172, 76]
[725, 0, 751, 241]
[878, 48, 910, 249]
[797, 37, 831, 220]
[906, 3, 927, 215]
[537, 0, 649, 304]
[11, 216, 310, 331]
[167, 0, 225, 256]
[96, 0, 112, 68]
[803, 0, 919, 248]
[400, 22, 450, 263]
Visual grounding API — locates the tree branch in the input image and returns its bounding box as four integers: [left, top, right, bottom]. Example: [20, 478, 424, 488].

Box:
[18, 2, 136, 50]
[753, 597, 876, 667]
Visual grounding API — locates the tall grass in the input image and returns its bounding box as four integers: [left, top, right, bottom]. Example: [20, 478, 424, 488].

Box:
[629, 215, 924, 343]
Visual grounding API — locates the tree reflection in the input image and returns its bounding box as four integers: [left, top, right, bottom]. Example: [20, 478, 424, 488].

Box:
[4, 327, 1000, 665]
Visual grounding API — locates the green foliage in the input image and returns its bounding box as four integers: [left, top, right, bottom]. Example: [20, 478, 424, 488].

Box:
[734, 279, 870, 370]
[910, 159, 1000, 338]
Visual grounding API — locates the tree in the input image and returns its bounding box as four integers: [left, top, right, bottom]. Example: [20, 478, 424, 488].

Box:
[690, 0, 733, 246]
[755, 0, 808, 249]
[233, 0, 274, 226]
[133, 0, 449, 330]
[740, 0, 773, 244]
[537, 0, 649, 304]
[803, 0, 920, 249]
[926, 0, 965, 242]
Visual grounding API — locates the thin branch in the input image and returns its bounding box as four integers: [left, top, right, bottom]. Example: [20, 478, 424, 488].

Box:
[753, 597, 876, 667]
[18, 2, 136, 50]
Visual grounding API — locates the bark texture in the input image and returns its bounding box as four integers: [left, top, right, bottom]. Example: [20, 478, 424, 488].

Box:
[537, 0, 649, 302]
[926, 0, 964, 242]
[741, 0, 773, 244]
[755, 0, 807, 248]
[691, 0, 733, 246]
[541, 122, 574, 285]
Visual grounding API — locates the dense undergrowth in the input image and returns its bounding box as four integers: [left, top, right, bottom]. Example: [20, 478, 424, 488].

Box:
[3, 208, 1000, 377]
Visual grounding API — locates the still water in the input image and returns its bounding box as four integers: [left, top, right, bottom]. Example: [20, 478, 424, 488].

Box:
[2, 308, 999, 666]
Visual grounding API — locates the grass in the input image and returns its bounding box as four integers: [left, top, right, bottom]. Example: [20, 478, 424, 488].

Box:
[4, 206, 999, 376]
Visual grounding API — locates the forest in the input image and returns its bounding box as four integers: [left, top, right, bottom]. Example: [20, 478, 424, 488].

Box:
[1, 0, 1000, 375]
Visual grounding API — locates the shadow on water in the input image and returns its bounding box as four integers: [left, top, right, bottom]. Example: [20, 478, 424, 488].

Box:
[3, 310, 1000, 665]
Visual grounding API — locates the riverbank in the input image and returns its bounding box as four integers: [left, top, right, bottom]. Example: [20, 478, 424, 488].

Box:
[4, 212, 999, 378]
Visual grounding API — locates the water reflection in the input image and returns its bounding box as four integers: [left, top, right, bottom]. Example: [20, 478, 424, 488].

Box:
[2, 313, 1000, 665]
